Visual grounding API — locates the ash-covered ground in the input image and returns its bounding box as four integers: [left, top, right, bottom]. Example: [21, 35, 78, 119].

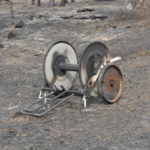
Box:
[0, 0, 150, 150]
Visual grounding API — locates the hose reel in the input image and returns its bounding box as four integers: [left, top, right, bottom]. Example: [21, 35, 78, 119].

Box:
[21, 41, 123, 116]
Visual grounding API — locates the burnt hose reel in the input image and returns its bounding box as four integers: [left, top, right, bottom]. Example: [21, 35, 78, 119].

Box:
[21, 41, 123, 117]
[44, 41, 123, 103]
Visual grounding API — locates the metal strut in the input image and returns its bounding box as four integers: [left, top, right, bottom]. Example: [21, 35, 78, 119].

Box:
[21, 88, 83, 117]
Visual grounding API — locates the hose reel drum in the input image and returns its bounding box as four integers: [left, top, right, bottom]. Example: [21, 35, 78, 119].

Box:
[44, 41, 123, 103]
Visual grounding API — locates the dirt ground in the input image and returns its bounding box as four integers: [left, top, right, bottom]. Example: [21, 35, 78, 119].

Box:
[0, 0, 150, 150]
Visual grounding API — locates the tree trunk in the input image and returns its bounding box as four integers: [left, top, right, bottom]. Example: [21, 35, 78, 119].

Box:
[134, 0, 150, 17]
[49, 0, 54, 7]
[37, 0, 41, 6]
[60, 0, 67, 6]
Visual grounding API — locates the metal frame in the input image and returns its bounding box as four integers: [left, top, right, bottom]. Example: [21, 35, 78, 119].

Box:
[21, 87, 83, 117]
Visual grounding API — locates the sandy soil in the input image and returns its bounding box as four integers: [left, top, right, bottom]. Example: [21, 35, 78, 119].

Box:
[0, 0, 150, 150]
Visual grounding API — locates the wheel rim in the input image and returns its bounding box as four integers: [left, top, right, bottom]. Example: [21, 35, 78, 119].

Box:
[98, 65, 123, 103]
[79, 42, 110, 88]
[44, 41, 78, 90]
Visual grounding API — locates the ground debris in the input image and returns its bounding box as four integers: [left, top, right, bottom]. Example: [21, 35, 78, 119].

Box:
[27, 15, 34, 20]
[77, 8, 95, 13]
[62, 14, 108, 20]
[8, 32, 16, 39]
[61, 15, 74, 19]
[0, 44, 4, 48]
[15, 21, 25, 28]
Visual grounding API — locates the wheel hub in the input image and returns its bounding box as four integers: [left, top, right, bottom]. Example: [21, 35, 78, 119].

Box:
[53, 55, 66, 76]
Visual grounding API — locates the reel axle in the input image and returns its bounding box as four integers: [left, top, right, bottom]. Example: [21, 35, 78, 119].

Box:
[59, 63, 79, 72]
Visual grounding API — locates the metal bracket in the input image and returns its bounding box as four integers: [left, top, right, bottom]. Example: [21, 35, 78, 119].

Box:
[90, 56, 122, 86]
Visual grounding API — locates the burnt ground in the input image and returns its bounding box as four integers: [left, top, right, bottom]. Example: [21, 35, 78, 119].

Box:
[0, 0, 150, 150]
